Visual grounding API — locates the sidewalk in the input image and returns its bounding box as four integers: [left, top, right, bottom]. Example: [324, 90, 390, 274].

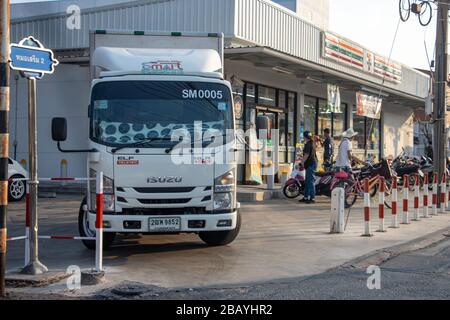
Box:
[237, 184, 283, 202]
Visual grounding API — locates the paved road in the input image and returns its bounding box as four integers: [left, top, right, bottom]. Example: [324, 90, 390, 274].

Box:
[86, 236, 450, 300]
[4, 194, 450, 297]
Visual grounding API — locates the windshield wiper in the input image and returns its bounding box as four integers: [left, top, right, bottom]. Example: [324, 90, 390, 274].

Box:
[111, 137, 174, 153]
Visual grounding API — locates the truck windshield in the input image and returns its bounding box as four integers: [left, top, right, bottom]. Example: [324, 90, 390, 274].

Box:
[90, 81, 233, 147]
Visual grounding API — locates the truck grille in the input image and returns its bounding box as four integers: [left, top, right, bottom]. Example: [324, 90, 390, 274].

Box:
[133, 187, 196, 193]
[137, 198, 191, 205]
[121, 207, 207, 215]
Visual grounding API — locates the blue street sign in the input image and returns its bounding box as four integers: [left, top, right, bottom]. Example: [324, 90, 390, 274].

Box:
[9, 36, 58, 79]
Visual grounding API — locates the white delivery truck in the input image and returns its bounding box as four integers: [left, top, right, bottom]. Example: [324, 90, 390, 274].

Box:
[51, 31, 240, 249]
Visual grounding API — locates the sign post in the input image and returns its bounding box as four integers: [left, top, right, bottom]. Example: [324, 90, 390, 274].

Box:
[0, 0, 11, 297]
[9, 36, 58, 275]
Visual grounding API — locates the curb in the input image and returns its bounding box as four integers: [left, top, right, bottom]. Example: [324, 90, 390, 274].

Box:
[237, 189, 283, 202]
[340, 227, 450, 270]
[6, 271, 70, 288]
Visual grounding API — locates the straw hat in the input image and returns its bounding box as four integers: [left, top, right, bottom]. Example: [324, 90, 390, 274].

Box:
[341, 128, 358, 138]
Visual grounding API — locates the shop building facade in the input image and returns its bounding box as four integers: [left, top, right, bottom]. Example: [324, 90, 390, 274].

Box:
[9, 0, 429, 181]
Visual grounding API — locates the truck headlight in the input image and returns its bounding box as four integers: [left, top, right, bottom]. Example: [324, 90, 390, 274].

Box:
[89, 169, 115, 212]
[214, 170, 235, 193]
[214, 192, 233, 210]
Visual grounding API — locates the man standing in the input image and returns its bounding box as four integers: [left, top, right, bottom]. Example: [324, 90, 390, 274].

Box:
[300, 131, 317, 204]
[322, 128, 334, 171]
[335, 128, 364, 172]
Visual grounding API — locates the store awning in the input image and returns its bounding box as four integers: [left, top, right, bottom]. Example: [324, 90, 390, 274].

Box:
[225, 46, 426, 108]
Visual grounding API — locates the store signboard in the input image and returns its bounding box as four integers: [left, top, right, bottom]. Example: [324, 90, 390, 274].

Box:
[322, 32, 364, 70]
[356, 92, 383, 119]
[322, 32, 402, 84]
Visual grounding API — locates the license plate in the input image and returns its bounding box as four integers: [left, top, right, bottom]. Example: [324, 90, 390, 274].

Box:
[149, 217, 181, 232]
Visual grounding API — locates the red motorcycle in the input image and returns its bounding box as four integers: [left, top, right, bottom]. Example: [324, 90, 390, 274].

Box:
[283, 163, 347, 200]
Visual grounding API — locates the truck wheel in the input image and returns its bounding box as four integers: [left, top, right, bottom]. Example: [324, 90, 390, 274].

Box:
[199, 212, 241, 246]
[78, 197, 116, 250]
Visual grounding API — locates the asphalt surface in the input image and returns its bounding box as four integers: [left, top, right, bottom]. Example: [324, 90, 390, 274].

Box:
[6, 236, 450, 300]
[85, 236, 450, 300]
[3, 193, 450, 299]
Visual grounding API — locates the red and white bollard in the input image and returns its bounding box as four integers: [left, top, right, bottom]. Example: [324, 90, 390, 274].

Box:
[423, 173, 430, 218]
[440, 174, 447, 214]
[390, 177, 399, 228]
[362, 178, 372, 237]
[402, 175, 410, 224]
[432, 173, 438, 216]
[377, 177, 386, 232]
[413, 174, 420, 221]
[25, 182, 30, 267]
[95, 172, 104, 272]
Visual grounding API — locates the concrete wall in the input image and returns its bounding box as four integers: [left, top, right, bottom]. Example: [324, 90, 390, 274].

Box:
[383, 104, 414, 158]
[296, 0, 329, 30]
[9, 64, 90, 178]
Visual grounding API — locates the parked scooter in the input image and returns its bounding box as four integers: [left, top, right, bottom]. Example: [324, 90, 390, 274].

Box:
[283, 162, 306, 198]
[282, 161, 337, 199]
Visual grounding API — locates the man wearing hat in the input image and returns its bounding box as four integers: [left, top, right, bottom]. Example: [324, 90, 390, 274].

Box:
[335, 128, 364, 172]
[299, 131, 317, 204]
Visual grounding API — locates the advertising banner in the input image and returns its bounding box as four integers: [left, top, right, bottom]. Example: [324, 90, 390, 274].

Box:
[356, 92, 383, 119]
[327, 84, 341, 113]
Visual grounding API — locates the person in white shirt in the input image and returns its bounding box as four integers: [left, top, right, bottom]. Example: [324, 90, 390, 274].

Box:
[335, 128, 364, 171]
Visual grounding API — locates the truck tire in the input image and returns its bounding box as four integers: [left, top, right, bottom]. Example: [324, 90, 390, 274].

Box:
[78, 197, 116, 250]
[199, 211, 241, 246]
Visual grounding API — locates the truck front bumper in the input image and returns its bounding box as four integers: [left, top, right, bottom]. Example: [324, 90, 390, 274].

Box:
[87, 211, 238, 233]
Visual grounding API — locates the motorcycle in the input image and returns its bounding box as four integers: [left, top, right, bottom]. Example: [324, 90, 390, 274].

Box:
[282, 162, 338, 199]
[283, 162, 306, 198]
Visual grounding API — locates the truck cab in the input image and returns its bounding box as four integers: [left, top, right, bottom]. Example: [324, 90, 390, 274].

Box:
[52, 34, 240, 248]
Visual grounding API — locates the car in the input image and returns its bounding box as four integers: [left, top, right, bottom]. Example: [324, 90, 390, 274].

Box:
[8, 158, 28, 202]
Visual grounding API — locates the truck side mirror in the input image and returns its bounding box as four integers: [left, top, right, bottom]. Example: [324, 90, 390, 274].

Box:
[256, 115, 270, 139]
[52, 117, 67, 142]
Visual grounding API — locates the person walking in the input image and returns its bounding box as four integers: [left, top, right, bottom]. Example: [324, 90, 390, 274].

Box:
[299, 131, 318, 204]
[321, 128, 334, 171]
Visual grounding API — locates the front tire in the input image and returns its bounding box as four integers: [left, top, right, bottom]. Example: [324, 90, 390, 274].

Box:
[78, 197, 116, 250]
[8, 175, 26, 202]
[283, 182, 302, 199]
[199, 212, 241, 246]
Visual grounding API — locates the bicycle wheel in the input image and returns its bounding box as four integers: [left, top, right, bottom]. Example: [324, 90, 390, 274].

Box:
[345, 182, 358, 209]
[399, 0, 411, 22]
[418, 1, 432, 26]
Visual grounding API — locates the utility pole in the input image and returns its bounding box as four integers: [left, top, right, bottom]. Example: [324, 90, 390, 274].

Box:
[433, 0, 449, 203]
[0, 0, 10, 297]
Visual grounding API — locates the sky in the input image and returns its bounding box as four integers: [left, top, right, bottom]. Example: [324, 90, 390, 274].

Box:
[329, 0, 436, 70]
[10, 0, 439, 70]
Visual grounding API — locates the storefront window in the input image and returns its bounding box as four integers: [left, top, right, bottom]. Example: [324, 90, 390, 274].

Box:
[352, 105, 381, 160]
[367, 118, 380, 160]
[304, 96, 317, 135]
[278, 90, 286, 109]
[245, 83, 256, 127]
[352, 107, 366, 150]
[318, 99, 332, 136]
[333, 105, 346, 138]
[242, 82, 297, 167]
[258, 86, 277, 107]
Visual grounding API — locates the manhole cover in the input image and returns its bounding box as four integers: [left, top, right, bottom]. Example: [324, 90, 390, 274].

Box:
[111, 281, 151, 297]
